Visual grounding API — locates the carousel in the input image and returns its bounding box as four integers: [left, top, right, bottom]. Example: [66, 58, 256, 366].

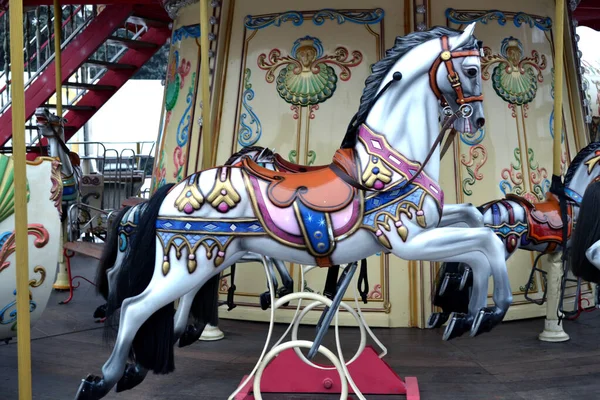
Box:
[2, 0, 600, 399]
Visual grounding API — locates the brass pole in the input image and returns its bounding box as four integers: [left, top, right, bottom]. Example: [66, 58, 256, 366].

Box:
[9, 0, 33, 398]
[53, 0, 62, 119]
[552, 0, 565, 175]
[200, 0, 212, 170]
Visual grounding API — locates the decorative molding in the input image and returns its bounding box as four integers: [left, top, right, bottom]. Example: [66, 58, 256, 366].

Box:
[445, 9, 552, 31]
[173, 24, 201, 44]
[244, 8, 384, 30]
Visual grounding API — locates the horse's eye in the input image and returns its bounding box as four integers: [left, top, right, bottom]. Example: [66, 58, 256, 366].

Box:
[466, 68, 478, 78]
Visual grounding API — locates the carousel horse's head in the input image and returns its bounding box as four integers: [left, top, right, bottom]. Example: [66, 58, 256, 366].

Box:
[432, 23, 485, 134]
[343, 23, 484, 148]
[35, 107, 66, 138]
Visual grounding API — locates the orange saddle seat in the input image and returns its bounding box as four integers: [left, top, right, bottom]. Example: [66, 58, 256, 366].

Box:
[507, 192, 572, 244]
[272, 153, 330, 173]
[242, 148, 359, 213]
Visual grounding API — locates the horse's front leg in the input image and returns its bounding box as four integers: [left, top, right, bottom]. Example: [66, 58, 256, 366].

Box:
[438, 203, 484, 228]
[387, 225, 511, 339]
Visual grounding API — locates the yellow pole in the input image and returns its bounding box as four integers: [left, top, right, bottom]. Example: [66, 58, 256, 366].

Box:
[9, 0, 33, 398]
[552, 0, 565, 175]
[539, 0, 569, 343]
[200, 0, 212, 170]
[53, 0, 62, 119]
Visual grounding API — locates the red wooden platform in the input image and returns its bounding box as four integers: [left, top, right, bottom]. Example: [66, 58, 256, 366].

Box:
[235, 345, 420, 399]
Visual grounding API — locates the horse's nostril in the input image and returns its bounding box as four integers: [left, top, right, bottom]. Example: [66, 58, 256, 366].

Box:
[476, 118, 485, 128]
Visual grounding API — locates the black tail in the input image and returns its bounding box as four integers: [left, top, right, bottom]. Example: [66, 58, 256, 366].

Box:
[104, 183, 176, 374]
[189, 274, 221, 328]
[95, 206, 131, 300]
[570, 181, 600, 283]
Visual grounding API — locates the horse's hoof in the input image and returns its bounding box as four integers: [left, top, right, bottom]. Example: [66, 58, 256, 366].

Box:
[459, 266, 473, 291]
[426, 312, 449, 329]
[470, 307, 505, 337]
[178, 324, 202, 348]
[93, 304, 107, 319]
[74, 374, 109, 400]
[440, 272, 465, 296]
[442, 312, 473, 341]
[116, 363, 147, 393]
[259, 292, 271, 310]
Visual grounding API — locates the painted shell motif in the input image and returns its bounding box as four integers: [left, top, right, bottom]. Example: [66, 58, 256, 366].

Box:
[258, 35, 362, 107]
[481, 36, 547, 106]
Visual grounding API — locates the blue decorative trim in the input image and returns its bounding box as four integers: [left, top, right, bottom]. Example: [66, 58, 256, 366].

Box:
[0, 289, 36, 326]
[491, 203, 501, 226]
[0, 231, 12, 248]
[488, 221, 528, 238]
[364, 184, 417, 214]
[245, 8, 384, 30]
[312, 8, 384, 26]
[238, 68, 262, 147]
[362, 185, 425, 229]
[565, 187, 583, 205]
[245, 11, 304, 30]
[295, 202, 332, 255]
[173, 25, 201, 44]
[156, 218, 265, 235]
[445, 9, 552, 31]
[460, 128, 485, 146]
[176, 74, 195, 147]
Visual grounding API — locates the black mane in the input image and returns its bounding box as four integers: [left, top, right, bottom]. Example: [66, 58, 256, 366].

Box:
[224, 145, 274, 165]
[340, 25, 477, 148]
[564, 141, 600, 186]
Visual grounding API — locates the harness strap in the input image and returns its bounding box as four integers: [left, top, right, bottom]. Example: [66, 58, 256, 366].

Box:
[323, 265, 340, 300]
[440, 128, 458, 159]
[429, 36, 484, 107]
[357, 258, 369, 304]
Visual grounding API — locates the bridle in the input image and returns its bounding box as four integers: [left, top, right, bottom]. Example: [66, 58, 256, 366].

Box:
[429, 35, 484, 120]
[334, 33, 485, 193]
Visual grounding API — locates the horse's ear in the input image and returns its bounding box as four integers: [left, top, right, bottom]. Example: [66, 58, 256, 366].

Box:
[450, 22, 476, 50]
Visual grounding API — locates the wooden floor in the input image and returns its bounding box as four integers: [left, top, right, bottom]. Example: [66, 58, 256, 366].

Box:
[3, 255, 600, 399]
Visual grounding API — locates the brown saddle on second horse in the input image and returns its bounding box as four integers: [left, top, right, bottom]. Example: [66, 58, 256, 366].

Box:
[242, 148, 360, 213]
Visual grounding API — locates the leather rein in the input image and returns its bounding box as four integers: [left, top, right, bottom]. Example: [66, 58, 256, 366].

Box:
[333, 34, 483, 193]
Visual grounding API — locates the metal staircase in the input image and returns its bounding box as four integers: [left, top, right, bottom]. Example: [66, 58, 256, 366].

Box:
[0, 2, 171, 154]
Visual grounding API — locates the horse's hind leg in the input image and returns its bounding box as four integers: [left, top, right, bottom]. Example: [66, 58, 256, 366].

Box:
[75, 259, 218, 399]
[116, 285, 206, 393]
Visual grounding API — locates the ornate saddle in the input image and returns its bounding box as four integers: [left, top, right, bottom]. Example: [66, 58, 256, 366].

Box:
[242, 148, 359, 213]
[506, 192, 573, 246]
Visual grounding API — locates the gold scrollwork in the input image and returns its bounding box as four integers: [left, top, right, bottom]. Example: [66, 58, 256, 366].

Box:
[29, 266, 46, 288]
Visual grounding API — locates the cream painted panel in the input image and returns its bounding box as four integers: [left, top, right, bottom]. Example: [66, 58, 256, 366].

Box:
[430, 1, 587, 321]
[212, 0, 411, 327]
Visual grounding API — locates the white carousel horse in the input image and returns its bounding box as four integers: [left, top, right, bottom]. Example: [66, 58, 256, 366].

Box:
[0, 155, 63, 341]
[571, 179, 600, 282]
[35, 108, 82, 293]
[93, 146, 294, 336]
[35, 107, 81, 207]
[430, 141, 600, 328]
[76, 23, 511, 399]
